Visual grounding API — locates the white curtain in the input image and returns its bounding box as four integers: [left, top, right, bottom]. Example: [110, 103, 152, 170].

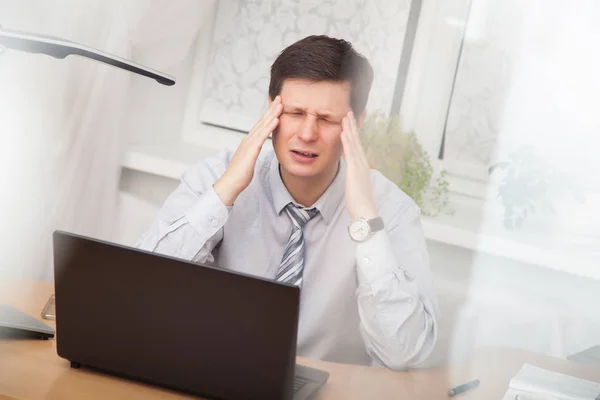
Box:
[0, 0, 133, 280]
[0, 0, 211, 281]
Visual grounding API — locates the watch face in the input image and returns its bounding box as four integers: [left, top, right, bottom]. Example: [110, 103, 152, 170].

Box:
[349, 219, 370, 242]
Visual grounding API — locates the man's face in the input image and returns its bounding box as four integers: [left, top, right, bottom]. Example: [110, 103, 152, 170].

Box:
[271, 78, 351, 182]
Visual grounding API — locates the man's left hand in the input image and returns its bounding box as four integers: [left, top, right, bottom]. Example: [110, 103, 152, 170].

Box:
[341, 111, 378, 220]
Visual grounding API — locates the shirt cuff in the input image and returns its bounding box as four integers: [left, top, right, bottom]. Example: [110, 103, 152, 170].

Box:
[185, 186, 230, 241]
[356, 230, 400, 284]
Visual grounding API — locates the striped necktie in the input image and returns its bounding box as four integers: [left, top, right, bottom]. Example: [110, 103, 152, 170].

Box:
[276, 203, 319, 287]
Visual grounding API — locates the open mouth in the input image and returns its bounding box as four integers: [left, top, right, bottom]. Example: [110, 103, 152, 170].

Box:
[291, 150, 318, 158]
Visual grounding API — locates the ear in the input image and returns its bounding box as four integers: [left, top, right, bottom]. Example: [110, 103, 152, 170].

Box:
[357, 110, 367, 129]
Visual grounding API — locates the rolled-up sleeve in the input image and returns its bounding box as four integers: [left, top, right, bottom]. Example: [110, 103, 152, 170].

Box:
[355, 203, 439, 370]
[135, 150, 233, 264]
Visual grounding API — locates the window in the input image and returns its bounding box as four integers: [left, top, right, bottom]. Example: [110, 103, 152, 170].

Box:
[400, 0, 600, 277]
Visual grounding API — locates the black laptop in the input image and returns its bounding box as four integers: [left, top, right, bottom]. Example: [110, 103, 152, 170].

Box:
[52, 230, 328, 400]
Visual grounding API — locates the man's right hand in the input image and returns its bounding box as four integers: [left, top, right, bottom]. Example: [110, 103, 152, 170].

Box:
[213, 95, 283, 206]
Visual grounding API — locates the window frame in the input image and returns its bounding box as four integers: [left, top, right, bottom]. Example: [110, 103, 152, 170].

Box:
[399, 0, 496, 201]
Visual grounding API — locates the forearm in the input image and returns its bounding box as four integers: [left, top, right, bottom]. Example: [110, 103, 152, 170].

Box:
[135, 186, 230, 263]
[355, 231, 438, 370]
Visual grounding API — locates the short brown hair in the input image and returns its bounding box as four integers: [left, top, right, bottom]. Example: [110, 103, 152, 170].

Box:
[269, 35, 374, 116]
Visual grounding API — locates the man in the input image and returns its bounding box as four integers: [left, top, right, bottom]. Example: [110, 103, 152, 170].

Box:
[136, 35, 439, 370]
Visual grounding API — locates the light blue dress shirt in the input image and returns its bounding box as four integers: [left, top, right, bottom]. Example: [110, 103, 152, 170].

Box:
[136, 149, 439, 369]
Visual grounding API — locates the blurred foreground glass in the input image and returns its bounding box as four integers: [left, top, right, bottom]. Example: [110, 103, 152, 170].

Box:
[399, 0, 600, 390]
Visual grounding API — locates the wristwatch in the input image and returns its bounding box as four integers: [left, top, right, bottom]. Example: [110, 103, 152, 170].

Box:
[348, 217, 384, 242]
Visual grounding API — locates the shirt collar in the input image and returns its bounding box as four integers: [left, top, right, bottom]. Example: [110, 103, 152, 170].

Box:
[269, 154, 346, 225]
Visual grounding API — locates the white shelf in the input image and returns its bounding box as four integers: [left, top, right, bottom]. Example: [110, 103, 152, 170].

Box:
[121, 141, 218, 180]
[120, 139, 600, 281]
[122, 123, 249, 179]
[122, 122, 275, 180]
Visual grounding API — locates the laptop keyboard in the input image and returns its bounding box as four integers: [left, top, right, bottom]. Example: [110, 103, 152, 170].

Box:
[294, 376, 309, 393]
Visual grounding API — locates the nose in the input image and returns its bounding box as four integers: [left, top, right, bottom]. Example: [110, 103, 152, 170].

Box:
[298, 114, 319, 142]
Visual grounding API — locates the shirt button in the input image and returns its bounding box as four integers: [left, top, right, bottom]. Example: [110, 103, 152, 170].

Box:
[209, 217, 218, 227]
[362, 257, 370, 265]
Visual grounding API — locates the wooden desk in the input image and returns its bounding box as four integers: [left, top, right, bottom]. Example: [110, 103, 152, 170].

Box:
[1, 280, 599, 399]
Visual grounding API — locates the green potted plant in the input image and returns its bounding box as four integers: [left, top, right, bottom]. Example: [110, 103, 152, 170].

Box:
[360, 113, 449, 217]
[488, 145, 585, 229]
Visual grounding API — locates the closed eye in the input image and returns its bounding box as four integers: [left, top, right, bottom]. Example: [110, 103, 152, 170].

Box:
[319, 117, 340, 125]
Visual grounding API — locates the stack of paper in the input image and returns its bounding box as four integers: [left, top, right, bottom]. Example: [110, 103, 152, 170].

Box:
[502, 364, 600, 400]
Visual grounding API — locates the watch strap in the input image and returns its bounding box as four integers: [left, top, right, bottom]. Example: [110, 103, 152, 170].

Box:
[367, 217, 384, 233]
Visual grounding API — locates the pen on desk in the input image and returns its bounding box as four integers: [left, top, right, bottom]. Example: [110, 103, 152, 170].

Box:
[448, 379, 480, 397]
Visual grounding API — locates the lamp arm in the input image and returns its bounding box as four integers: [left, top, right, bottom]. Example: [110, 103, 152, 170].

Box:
[0, 25, 175, 86]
